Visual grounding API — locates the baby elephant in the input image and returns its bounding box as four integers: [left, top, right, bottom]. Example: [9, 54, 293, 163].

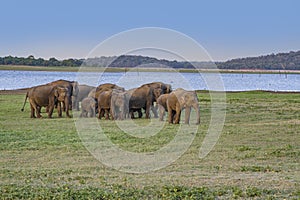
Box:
[80, 97, 96, 117]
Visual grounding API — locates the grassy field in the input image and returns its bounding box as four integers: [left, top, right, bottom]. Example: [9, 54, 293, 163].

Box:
[0, 91, 299, 199]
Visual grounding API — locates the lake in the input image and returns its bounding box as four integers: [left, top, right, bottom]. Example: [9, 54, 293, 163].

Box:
[0, 70, 299, 92]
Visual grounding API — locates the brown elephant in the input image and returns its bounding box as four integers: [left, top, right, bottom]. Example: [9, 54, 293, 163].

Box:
[80, 97, 97, 117]
[126, 84, 156, 119]
[97, 90, 113, 119]
[167, 88, 200, 125]
[110, 89, 129, 120]
[142, 82, 171, 117]
[157, 93, 170, 121]
[145, 82, 172, 94]
[73, 84, 96, 111]
[55, 86, 71, 118]
[21, 85, 68, 118]
[47, 79, 79, 112]
[94, 83, 124, 100]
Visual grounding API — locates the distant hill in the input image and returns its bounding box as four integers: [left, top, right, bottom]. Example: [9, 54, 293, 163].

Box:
[216, 50, 300, 70]
[1, 50, 300, 70]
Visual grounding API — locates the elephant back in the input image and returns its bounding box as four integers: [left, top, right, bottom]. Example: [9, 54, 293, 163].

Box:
[95, 83, 124, 99]
[28, 84, 57, 106]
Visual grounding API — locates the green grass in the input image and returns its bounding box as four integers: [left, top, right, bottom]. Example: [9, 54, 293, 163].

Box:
[0, 91, 299, 199]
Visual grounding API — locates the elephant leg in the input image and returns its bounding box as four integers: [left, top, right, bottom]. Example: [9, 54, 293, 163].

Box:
[167, 106, 173, 124]
[89, 107, 95, 117]
[29, 102, 36, 118]
[158, 105, 165, 121]
[130, 110, 135, 119]
[174, 109, 181, 124]
[151, 105, 158, 118]
[64, 97, 71, 118]
[62, 101, 66, 112]
[105, 109, 110, 120]
[97, 107, 102, 119]
[47, 105, 54, 118]
[30, 99, 42, 118]
[145, 103, 151, 119]
[57, 102, 62, 117]
[138, 109, 143, 118]
[185, 107, 191, 124]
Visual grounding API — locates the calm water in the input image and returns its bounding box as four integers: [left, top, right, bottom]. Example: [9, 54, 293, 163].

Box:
[0, 70, 299, 91]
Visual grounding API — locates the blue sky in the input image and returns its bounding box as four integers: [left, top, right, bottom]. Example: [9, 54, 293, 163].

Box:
[0, 0, 299, 61]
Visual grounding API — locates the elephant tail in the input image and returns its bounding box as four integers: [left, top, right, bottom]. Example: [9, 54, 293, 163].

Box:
[21, 92, 28, 112]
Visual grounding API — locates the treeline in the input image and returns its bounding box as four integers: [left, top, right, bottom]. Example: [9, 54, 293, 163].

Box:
[0, 55, 83, 67]
[1, 50, 300, 70]
[216, 50, 300, 70]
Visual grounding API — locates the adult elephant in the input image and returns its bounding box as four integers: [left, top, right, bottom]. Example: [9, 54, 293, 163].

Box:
[73, 84, 95, 111]
[47, 79, 79, 112]
[157, 93, 170, 121]
[97, 90, 113, 120]
[94, 83, 125, 119]
[127, 84, 156, 119]
[21, 85, 68, 118]
[167, 88, 200, 124]
[94, 83, 124, 100]
[143, 82, 172, 93]
[110, 89, 129, 120]
[142, 82, 172, 117]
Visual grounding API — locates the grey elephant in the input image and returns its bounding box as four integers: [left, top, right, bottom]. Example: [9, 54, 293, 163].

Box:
[80, 97, 96, 117]
[73, 84, 96, 111]
[21, 84, 68, 118]
[110, 89, 129, 120]
[166, 88, 200, 124]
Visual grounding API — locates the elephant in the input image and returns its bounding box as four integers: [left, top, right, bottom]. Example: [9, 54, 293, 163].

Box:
[55, 86, 71, 118]
[110, 89, 129, 120]
[94, 83, 124, 119]
[97, 90, 113, 120]
[94, 83, 124, 100]
[157, 93, 170, 121]
[141, 82, 172, 117]
[166, 88, 200, 124]
[126, 84, 156, 119]
[47, 79, 79, 112]
[21, 84, 68, 118]
[73, 84, 96, 111]
[80, 97, 97, 117]
[145, 82, 172, 94]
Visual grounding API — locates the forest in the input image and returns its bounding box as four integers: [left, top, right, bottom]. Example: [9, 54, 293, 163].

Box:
[1, 50, 300, 70]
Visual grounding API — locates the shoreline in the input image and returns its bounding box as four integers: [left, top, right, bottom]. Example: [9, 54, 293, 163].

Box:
[1, 65, 300, 74]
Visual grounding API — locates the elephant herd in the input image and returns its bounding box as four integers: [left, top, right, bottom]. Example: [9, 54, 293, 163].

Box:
[21, 80, 200, 124]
